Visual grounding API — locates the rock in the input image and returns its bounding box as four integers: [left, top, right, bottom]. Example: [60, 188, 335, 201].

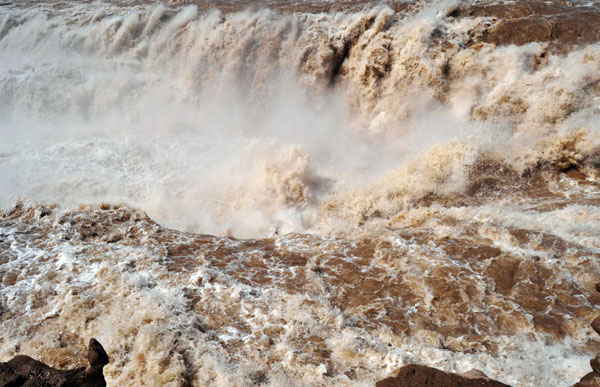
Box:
[574, 286, 600, 387]
[574, 372, 600, 387]
[87, 338, 109, 369]
[460, 369, 492, 380]
[376, 364, 511, 387]
[0, 338, 108, 387]
[0, 363, 26, 385]
[591, 355, 600, 375]
[592, 317, 600, 336]
[84, 338, 109, 385]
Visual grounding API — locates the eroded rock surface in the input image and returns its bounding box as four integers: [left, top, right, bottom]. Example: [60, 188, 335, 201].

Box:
[0, 338, 108, 387]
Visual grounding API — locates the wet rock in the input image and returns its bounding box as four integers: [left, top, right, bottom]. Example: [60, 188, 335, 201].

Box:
[574, 372, 600, 387]
[460, 369, 493, 380]
[0, 338, 108, 387]
[591, 355, 600, 374]
[574, 284, 600, 387]
[593, 317, 600, 335]
[376, 364, 510, 387]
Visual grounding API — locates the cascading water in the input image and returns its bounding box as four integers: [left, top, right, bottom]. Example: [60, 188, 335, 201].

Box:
[1, 1, 600, 386]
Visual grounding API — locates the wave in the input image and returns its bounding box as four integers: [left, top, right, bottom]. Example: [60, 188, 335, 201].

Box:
[2, 2, 600, 386]
[1, 1, 600, 238]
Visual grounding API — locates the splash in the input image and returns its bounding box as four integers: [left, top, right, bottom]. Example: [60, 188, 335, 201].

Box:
[1, 1, 600, 236]
[1, 1, 600, 386]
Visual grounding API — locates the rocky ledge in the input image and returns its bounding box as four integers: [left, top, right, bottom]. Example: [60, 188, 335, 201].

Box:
[0, 338, 108, 387]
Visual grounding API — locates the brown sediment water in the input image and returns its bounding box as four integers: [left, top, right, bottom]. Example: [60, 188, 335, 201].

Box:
[1, 166, 600, 386]
[2, 0, 600, 386]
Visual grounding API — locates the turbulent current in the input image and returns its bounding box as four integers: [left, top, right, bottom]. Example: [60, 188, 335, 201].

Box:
[1, 0, 600, 385]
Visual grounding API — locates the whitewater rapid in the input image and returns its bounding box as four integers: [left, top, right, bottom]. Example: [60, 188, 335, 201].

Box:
[2, 0, 600, 237]
[1, 1, 600, 386]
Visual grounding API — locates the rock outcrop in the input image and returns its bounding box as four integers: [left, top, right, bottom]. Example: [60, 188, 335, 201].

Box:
[574, 284, 600, 387]
[376, 364, 510, 387]
[0, 338, 108, 387]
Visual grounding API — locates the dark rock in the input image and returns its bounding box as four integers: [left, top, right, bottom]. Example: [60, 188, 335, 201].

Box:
[575, 307, 600, 386]
[376, 364, 511, 387]
[592, 317, 600, 336]
[591, 355, 600, 374]
[574, 372, 600, 387]
[87, 339, 108, 369]
[0, 338, 108, 387]
[0, 363, 26, 386]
